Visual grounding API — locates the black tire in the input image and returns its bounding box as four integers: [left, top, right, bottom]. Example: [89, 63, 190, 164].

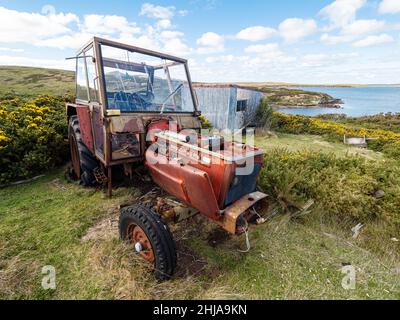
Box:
[68, 115, 98, 186]
[119, 203, 177, 281]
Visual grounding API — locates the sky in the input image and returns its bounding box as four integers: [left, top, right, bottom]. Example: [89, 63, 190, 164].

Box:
[0, 0, 399, 84]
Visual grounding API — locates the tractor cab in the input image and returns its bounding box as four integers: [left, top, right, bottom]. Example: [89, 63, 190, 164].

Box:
[67, 37, 201, 177]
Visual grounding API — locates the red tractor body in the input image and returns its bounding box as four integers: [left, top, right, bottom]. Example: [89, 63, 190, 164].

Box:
[67, 37, 267, 279]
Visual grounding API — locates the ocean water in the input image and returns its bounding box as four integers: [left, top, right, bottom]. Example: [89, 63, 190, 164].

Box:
[279, 86, 400, 117]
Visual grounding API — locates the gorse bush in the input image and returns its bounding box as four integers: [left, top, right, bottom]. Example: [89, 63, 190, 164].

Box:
[0, 95, 71, 184]
[255, 98, 274, 129]
[272, 112, 400, 157]
[317, 112, 400, 133]
[259, 148, 400, 250]
[199, 114, 212, 129]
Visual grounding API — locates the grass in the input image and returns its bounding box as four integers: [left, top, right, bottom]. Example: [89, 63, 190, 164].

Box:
[255, 132, 383, 161]
[0, 136, 398, 299]
[0, 66, 74, 96]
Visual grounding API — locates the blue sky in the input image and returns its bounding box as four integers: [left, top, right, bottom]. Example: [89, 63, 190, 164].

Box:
[0, 0, 399, 84]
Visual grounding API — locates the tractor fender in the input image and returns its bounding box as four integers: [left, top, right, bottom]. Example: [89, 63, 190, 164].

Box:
[66, 103, 95, 154]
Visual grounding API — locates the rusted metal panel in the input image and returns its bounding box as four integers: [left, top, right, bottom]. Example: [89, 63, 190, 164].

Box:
[194, 87, 233, 130]
[194, 86, 263, 130]
[110, 116, 144, 133]
[180, 163, 220, 219]
[76, 105, 94, 153]
[219, 191, 267, 234]
[145, 149, 221, 220]
[178, 115, 202, 129]
[92, 106, 104, 157]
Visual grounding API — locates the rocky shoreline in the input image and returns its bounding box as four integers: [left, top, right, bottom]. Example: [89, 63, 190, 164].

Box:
[248, 86, 344, 109]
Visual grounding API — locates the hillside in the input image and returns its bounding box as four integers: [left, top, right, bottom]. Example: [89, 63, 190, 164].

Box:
[0, 66, 74, 96]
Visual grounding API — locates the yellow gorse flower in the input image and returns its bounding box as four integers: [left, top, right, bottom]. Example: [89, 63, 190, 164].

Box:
[274, 112, 400, 143]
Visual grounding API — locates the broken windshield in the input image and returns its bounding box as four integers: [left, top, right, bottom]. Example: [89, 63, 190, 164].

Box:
[101, 44, 195, 113]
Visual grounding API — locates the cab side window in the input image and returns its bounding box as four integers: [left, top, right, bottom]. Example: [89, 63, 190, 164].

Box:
[76, 55, 88, 101]
[85, 47, 98, 102]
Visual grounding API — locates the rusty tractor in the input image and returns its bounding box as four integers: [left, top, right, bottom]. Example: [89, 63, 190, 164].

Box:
[67, 37, 267, 280]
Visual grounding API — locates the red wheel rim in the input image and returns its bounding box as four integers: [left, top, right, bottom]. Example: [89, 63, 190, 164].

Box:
[127, 224, 155, 262]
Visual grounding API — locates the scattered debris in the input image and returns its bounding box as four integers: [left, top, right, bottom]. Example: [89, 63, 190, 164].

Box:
[343, 135, 367, 148]
[390, 238, 399, 242]
[0, 175, 45, 188]
[351, 223, 364, 239]
[48, 178, 66, 190]
[372, 190, 385, 199]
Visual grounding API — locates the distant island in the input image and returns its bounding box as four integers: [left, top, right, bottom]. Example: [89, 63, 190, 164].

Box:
[236, 82, 400, 88]
[257, 87, 343, 109]
[222, 82, 344, 109]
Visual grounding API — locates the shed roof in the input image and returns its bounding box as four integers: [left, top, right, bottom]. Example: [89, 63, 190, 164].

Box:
[193, 83, 262, 92]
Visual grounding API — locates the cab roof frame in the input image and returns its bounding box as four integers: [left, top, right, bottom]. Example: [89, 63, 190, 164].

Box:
[76, 36, 188, 64]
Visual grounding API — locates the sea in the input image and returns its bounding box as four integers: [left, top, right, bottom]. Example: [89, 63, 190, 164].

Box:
[278, 86, 400, 117]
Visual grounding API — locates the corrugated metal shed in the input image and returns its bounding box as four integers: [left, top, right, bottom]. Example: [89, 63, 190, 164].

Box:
[194, 84, 263, 130]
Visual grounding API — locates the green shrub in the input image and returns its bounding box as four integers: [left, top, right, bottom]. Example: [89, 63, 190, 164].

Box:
[272, 112, 400, 158]
[0, 95, 71, 184]
[255, 98, 275, 129]
[259, 148, 400, 233]
[199, 114, 212, 129]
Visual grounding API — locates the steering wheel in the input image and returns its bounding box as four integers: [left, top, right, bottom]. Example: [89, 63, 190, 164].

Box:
[113, 91, 153, 111]
[136, 90, 155, 103]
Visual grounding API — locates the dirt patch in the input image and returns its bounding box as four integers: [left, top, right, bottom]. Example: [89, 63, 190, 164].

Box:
[207, 228, 232, 248]
[82, 215, 119, 242]
[48, 178, 66, 190]
[174, 243, 220, 279]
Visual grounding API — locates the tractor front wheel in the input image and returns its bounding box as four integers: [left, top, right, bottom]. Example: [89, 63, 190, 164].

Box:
[119, 203, 177, 281]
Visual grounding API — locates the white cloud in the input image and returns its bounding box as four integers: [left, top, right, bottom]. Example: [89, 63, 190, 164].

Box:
[156, 19, 172, 29]
[243, 43, 293, 63]
[279, 18, 317, 43]
[319, 0, 366, 29]
[162, 38, 191, 55]
[353, 33, 394, 47]
[301, 52, 359, 67]
[197, 32, 223, 47]
[320, 33, 354, 44]
[0, 47, 24, 52]
[34, 33, 94, 49]
[178, 10, 189, 17]
[245, 43, 279, 54]
[139, 3, 175, 20]
[321, 19, 388, 45]
[0, 6, 78, 43]
[236, 26, 276, 42]
[205, 55, 249, 63]
[196, 32, 224, 53]
[83, 14, 140, 34]
[160, 31, 184, 39]
[341, 19, 386, 36]
[301, 54, 330, 67]
[379, 0, 400, 14]
[0, 54, 74, 70]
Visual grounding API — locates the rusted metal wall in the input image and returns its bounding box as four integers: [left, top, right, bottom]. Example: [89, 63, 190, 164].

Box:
[235, 88, 263, 129]
[195, 86, 262, 130]
[194, 87, 234, 130]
